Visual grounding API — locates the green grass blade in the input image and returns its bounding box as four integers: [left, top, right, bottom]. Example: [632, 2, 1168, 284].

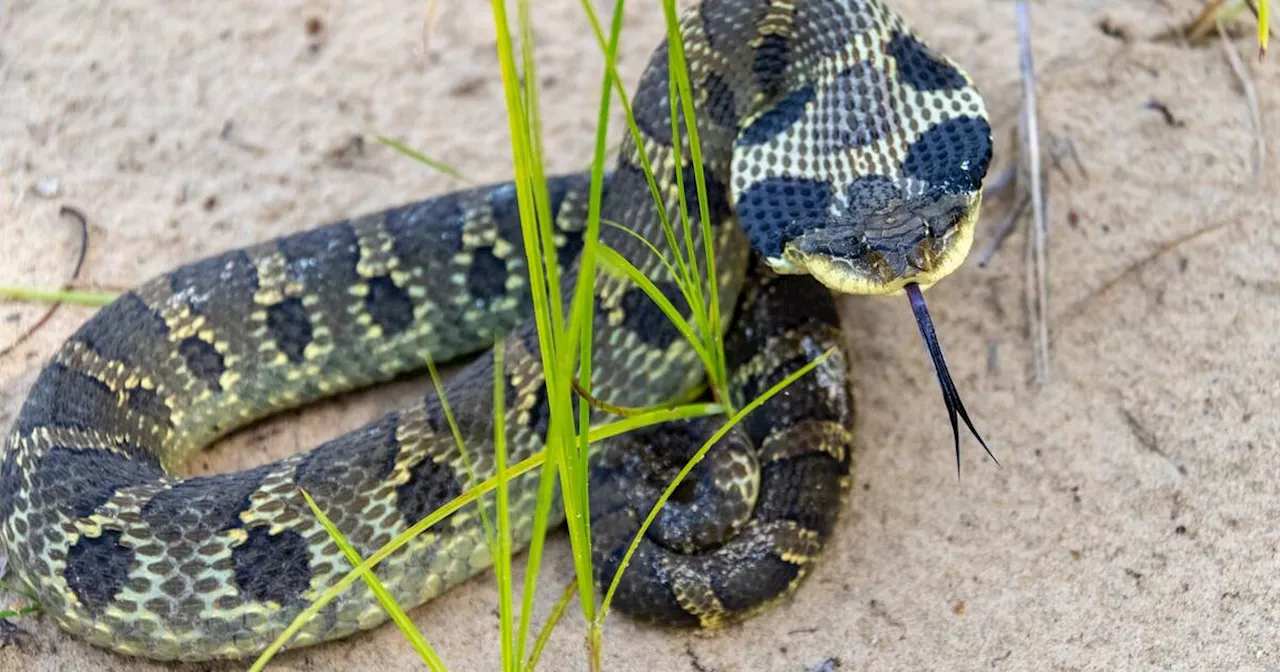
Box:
[586, 401, 720, 444]
[299, 489, 447, 672]
[523, 578, 578, 672]
[596, 245, 712, 373]
[374, 135, 471, 183]
[249, 451, 546, 672]
[491, 340, 517, 672]
[0, 286, 118, 306]
[595, 348, 837, 623]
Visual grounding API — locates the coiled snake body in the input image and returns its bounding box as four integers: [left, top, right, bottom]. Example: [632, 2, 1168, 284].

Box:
[0, 0, 990, 661]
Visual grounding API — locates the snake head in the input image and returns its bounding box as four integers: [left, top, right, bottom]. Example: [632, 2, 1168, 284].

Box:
[772, 187, 982, 296]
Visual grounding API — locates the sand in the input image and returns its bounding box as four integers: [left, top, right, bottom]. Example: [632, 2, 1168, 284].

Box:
[2, 0, 1278, 670]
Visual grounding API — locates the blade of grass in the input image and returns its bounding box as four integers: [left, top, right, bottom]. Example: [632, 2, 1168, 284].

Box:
[523, 577, 578, 672]
[0, 287, 118, 306]
[299, 489, 447, 672]
[491, 340, 517, 672]
[594, 348, 836, 624]
[374, 135, 471, 183]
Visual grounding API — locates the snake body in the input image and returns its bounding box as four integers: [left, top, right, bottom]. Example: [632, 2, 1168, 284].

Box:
[0, 0, 990, 661]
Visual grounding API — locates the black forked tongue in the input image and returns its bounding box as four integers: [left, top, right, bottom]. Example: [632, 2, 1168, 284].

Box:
[904, 283, 998, 477]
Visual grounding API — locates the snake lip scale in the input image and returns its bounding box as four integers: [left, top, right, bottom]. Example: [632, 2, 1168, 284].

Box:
[1, 0, 992, 662]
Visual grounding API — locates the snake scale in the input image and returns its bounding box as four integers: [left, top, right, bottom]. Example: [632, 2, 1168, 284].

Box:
[0, 0, 991, 662]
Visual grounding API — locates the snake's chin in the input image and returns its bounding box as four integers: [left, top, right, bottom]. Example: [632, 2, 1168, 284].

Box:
[771, 192, 983, 297]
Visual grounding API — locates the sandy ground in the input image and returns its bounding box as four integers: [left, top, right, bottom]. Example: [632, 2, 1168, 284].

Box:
[2, 0, 1279, 670]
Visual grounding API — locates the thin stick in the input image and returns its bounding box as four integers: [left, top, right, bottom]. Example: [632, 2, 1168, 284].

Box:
[1217, 16, 1267, 177]
[1016, 0, 1051, 386]
[0, 206, 92, 359]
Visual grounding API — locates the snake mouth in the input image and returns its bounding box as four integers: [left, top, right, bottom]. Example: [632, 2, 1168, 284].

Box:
[772, 190, 983, 297]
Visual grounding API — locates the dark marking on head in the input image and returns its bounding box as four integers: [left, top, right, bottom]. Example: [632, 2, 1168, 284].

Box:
[141, 466, 268, 536]
[178, 337, 225, 391]
[734, 177, 834, 257]
[31, 447, 158, 519]
[737, 85, 814, 147]
[395, 452, 463, 525]
[64, 529, 134, 615]
[902, 116, 992, 195]
[465, 246, 509, 305]
[614, 281, 689, 351]
[231, 525, 311, 606]
[365, 276, 415, 337]
[841, 174, 902, 220]
[265, 298, 313, 364]
[384, 194, 466, 262]
[126, 386, 172, 428]
[75, 292, 169, 366]
[887, 30, 968, 92]
[296, 413, 401, 519]
[752, 33, 792, 101]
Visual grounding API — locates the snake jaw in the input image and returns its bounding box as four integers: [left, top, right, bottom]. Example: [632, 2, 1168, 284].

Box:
[776, 190, 984, 297]
[904, 282, 998, 476]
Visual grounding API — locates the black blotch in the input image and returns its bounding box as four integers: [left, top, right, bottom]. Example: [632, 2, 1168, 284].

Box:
[395, 448, 463, 525]
[555, 228, 585, 274]
[752, 33, 792, 101]
[34, 447, 158, 519]
[736, 353, 841, 445]
[679, 165, 732, 229]
[631, 43, 674, 145]
[126, 386, 171, 428]
[75, 292, 169, 365]
[15, 365, 157, 458]
[0, 453, 22, 523]
[231, 526, 311, 606]
[709, 548, 801, 613]
[886, 30, 968, 92]
[700, 0, 770, 53]
[734, 177, 833, 257]
[64, 529, 134, 615]
[590, 514, 699, 627]
[465, 246, 509, 305]
[702, 72, 738, 130]
[901, 116, 993, 195]
[486, 183, 522, 238]
[168, 250, 259, 317]
[178, 337, 225, 391]
[615, 281, 688, 350]
[384, 194, 466, 262]
[265, 298, 313, 363]
[365, 275, 414, 337]
[737, 85, 814, 147]
[295, 413, 401, 511]
[842, 174, 902, 220]
[141, 467, 268, 536]
[724, 273, 838, 371]
[756, 453, 846, 538]
[278, 222, 359, 274]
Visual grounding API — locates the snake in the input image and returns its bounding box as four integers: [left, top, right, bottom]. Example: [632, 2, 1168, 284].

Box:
[0, 0, 991, 662]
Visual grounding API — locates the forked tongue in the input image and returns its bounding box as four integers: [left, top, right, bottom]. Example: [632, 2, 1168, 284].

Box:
[904, 283, 998, 477]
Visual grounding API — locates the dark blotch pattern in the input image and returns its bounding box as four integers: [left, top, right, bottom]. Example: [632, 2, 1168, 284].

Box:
[886, 30, 968, 92]
[756, 454, 847, 538]
[76, 292, 169, 366]
[17, 363, 116, 435]
[35, 447, 157, 519]
[737, 85, 814, 147]
[702, 72, 739, 131]
[178, 337, 226, 391]
[384, 194, 466, 262]
[395, 449, 463, 526]
[295, 413, 401, 528]
[901, 116, 993, 195]
[630, 44, 674, 145]
[616, 281, 688, 351]
[734, 177, 834, 257]
[736, 353, 841, 446]
[141, 467, 268, 538]
[126, 386, 171, 428]
[265, 298, 313, 364]
[365, 276, 415, 337]
[230, 526, 312, 606]
[64, 529, 134, 615]
[700, 0, 770, 53]
[752, 33, 792, 101]
[709, 547, 801, 613]
[168, 250, 260, 319]
[465, 246, 508, 305]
